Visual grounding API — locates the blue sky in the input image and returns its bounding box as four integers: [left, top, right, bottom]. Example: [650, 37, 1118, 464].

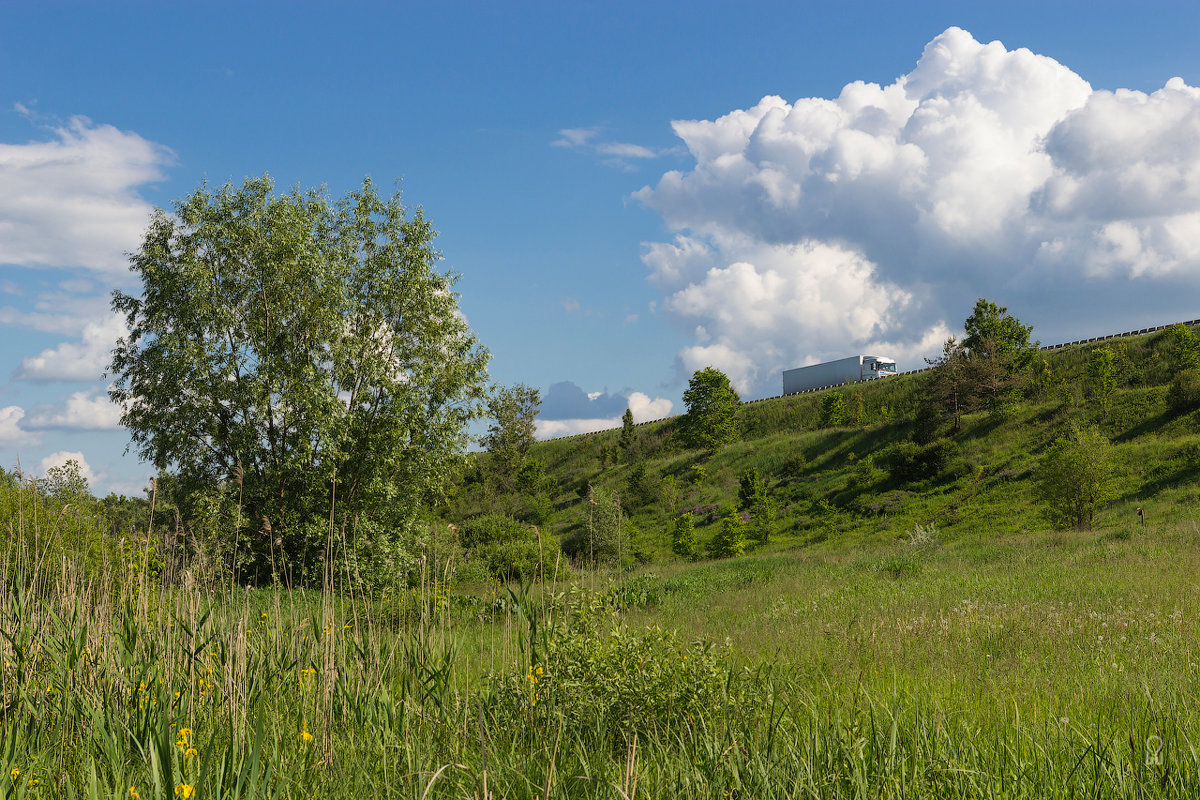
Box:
[3, 1, 1200, 494]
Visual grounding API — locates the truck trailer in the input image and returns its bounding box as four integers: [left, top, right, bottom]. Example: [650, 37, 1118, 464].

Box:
[782, 355, 897, 394]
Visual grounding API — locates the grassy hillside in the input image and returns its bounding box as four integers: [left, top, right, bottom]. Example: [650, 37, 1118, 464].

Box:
[455, 324, 1200, 569]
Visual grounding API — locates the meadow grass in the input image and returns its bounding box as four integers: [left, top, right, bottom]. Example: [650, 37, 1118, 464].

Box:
[7, 506, 1200, 797]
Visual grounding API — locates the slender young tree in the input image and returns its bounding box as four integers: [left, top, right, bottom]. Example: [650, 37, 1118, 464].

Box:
[482, 383, 541, 479]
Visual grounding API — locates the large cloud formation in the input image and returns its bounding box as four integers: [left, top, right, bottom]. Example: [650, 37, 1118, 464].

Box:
[0, 112, 172, 277]
[636, 27, 1200, 395]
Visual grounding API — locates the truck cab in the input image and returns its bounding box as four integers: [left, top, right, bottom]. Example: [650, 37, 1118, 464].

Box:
[863, 356, 897, 378]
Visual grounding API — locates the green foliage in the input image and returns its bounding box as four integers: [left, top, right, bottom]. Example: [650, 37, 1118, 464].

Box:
[819, 391, 846, 427]
[584, 486, 628, 567]
[624, 458, 658, 509]
[851, 392, 866, 426]
[672, 512, 698, 559]
[925, 299, 1038, 423]
[1168, 323, 1200, 370]
[660, 474, 680, 515]
[619, 407, 635, 453]
[737, 467, 776, 543]
[923, 337, 971, 431]
[483, 383, 541, 478]
[1037, 424, 1116, 529]
[963, 297, 1036, 363]
[689, 464, 707, 484]
[680, 367, 740, 451]
[513, 458, 555, 524]
[708, 506, 747, 558]
[38, 458, 91, 500]
[109, 175, 489, 585]
[848, 453, 886, 490]
[1086, 344, 1124, 417]
[1168, 368, 1200, 413]
[458, 513, 547, 581]
[892, 439, 957, 483]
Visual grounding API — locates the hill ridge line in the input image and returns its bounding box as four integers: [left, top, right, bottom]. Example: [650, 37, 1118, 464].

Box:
[540, 316, 1200, 442]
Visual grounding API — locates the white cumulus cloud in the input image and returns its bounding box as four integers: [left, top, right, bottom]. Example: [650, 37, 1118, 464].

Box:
[24, 388, 123, 430]
[16, 314, 128, 382]
[636, 27, 1200, 396]
[0, 406, 40, 449]
[38, 450, 98, 486]
[0, 112, 173, 276]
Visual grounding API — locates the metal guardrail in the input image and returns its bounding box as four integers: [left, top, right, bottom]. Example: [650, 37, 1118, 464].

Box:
[541, 318, 1200, 442]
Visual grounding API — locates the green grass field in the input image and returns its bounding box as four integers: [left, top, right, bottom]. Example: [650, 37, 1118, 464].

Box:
[6, 516, 1200, 797]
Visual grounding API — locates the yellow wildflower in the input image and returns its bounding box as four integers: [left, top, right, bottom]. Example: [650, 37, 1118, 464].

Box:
[301, 729, 313, 743]
[9, 768, 18, 781]
[175, 784, 195, 798]
[130, 787, 140, 799]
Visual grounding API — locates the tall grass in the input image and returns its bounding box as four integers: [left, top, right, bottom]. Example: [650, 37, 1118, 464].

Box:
[7, 470, 1200, 797]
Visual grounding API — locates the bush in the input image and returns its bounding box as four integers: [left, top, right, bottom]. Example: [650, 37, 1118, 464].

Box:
[1168, 368, 1200, 413]
[707, 507, 747, 558]
[1037, 424, 1116, 529]
[819, 392, 846, 427]
[892, 438, 957, 483]
[459, 513, 530, 549]
[672, 512, 698, 559]
[458, 513, 550, 581]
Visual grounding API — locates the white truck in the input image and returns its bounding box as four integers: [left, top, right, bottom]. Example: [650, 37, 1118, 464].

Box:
[782, 355, 897, 394]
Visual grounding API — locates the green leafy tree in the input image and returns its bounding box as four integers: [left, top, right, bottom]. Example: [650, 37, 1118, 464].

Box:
[109, 175, 489, 584]
[619, 407, 635, 455]
[963, 298, 1036, 364]
[1168, 323, 1200, 370]
[737, 467, 775, 543]
[924, 337, 970, 432]
[482, 383, 541, 479]
[1086, 345, 1121, 418]
[1169, 369, 1200, 413]
[514, 458, 555, 525]
[585, 485, 627, 567]
[38, 459, 92, 501]
[671, 512, 697, 559]
[707, 506, 747, 558]
[1036, 424, 1116, 529]
[625, 458, 658, 509]
[962, 299, 1037, 416]
[819, 392, 846, 427]
[660, 474, 680, 515]
[851, 393, 866, 427]
[680, 367, 740, 451]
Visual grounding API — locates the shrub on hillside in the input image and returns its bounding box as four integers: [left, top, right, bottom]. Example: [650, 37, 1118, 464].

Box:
[891, 439, 957, 483]
[1037, 424, 1116, 529]
[671, 512, 697, 559]
[707, 507, 747, 558]
[1168, 368, 1200, 413]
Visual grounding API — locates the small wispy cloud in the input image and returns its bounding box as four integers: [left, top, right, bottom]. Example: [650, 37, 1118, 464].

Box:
[553, 126, 671, 170]
[561, 297, 602, 317]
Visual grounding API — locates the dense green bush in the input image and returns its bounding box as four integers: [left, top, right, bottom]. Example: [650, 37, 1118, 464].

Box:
[891, 438, 957, 483]
[708, 507, 747, 558]
[1168, 368, 1200, 413]
[1037, 424, 1116, 529]
[458, 513, 549, 581]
